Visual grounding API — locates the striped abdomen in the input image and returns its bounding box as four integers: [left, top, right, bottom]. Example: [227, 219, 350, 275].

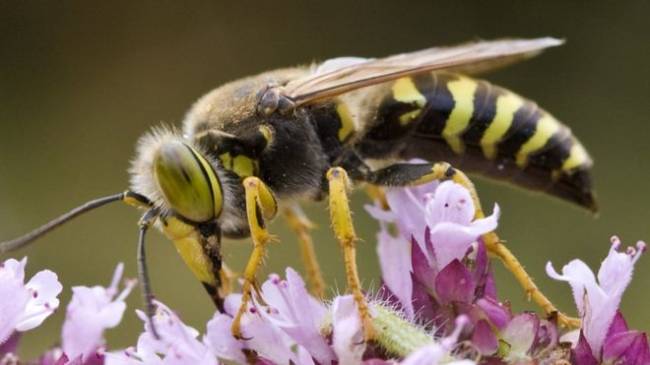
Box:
[357, 72, 596, 211]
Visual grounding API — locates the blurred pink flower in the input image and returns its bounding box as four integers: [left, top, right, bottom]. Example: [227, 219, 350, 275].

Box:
[105, 301, 217, 365]
[223, 293, 314, 365]
[221, 269, 323, 365]
[257, 269, 334, 364]
[62, 263, 135, 364]
[399, 316, 472, 365]
[547, 236, 647, 364]
[498, 312, 558, 363]
[332, 295, 365, 365]
[0, 257, 62, 346]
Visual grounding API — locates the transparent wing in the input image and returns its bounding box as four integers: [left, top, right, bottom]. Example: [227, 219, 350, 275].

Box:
[282, 37, 563, 106]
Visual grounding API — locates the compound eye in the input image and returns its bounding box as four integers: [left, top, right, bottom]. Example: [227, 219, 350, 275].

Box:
[153, 140, 223, 223]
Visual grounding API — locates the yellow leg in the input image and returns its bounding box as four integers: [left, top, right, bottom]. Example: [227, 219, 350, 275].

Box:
[231, 177, 278, 339]
[327, 167, 376, 341]
[482, 232, 580, 328]
[365, 185, 388, 210]
[413, 162, 580, 328]
[219, 264, 236, 297]
[283, 204, 326, 298]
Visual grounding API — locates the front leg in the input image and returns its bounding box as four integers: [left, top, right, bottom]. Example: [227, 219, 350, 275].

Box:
[231, 177, 278, 339]
[327, 167, 376, 340]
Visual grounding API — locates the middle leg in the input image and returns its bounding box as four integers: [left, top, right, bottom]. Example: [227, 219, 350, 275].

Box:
[327, 167, 376, 340]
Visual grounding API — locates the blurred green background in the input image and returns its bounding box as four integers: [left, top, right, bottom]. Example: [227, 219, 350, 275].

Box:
[1, 1, 648, 358]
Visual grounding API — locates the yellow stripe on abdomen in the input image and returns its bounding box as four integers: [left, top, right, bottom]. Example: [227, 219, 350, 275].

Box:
[442, 77, 478, 154]
[336, 102, 355, 141]
[562, 142, 591, 171]
[480, 93, 524, 159]
[515, 115, 561, 167]
[392, 77, 426, 125]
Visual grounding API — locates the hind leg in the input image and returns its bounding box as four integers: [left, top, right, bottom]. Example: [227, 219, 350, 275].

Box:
[359, 161, 580, 328]
[283, 204, 326, 298]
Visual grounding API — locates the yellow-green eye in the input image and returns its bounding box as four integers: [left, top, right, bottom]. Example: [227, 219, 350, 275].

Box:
[153, 140, 223, 223]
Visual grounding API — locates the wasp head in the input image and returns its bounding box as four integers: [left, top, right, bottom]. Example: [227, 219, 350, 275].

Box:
[130, 127, 231, 226]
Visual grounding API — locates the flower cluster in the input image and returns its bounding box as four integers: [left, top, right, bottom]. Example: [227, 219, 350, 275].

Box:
[548, 237, 648, 365]
[367, 181, 563, 362]
[1, 181, 648, 365]
[0, 262, 134, 365]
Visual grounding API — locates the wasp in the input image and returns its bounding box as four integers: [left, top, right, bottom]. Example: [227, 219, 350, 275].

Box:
[1, 38, 593, 340]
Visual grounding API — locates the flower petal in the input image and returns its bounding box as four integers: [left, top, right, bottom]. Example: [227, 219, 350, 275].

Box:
[204, 313, 246, 364]
[501, 313, 538, 361]
[411, 234, 436, 291]
[411, 279, 438, 324]
[424, 181, 475, 227]
[573, 332, 598, 365]
[26, 269, 63, 305]
[400, 344, 446, 365]
[241, 308, 299, 364]
[549, 239, 645, 358]
[434, 260, 475, 304]
[428, 205, 499, 270]
[533, 319, 559, 355]
[119, 301, 216, 365]
[606, 311, 629, 338]
[602, 330, 650, 365]
[472, 320, 498, 355]
[384, 180, 438, 246]
[377, 227, 414, 319]
[0, 266, 29, 343]
[17, 269, 62, 331]
[62, 264, 133, 362]
[0, 258, 62, 340]
[597, 238, 643, 297]
[257, 268, 334, 365]
[545, 259, 599, 318]
[475, 297, 510, 329]
[332, 295, 366, 365]
[0, 332, 20, 357]
[402, 316, 471, 365]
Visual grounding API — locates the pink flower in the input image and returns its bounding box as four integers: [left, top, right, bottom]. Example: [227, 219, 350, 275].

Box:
[547, 236, 647, 363]
[224, 293, 310, 364]
[420, 182, 499, 270]
[62, 263, 135, 363]
[498, 313, 558, 363]
[367, 181, 499, 319]
[257, 269, 334, 364]
[601, 312, 650, 365]
[376, 226, 415, 319]
[204, 312, 246, 364]
[221, 270, 321, 365]
[105, 301, 217, 365]
[399, 316, 472, 365]
[332, 295, 365, 365]
[0, 257, 62, 346]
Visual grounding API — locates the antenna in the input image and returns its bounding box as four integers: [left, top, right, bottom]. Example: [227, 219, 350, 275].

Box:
[0, 192, 127, 253]
[137, 208, 161, 339]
